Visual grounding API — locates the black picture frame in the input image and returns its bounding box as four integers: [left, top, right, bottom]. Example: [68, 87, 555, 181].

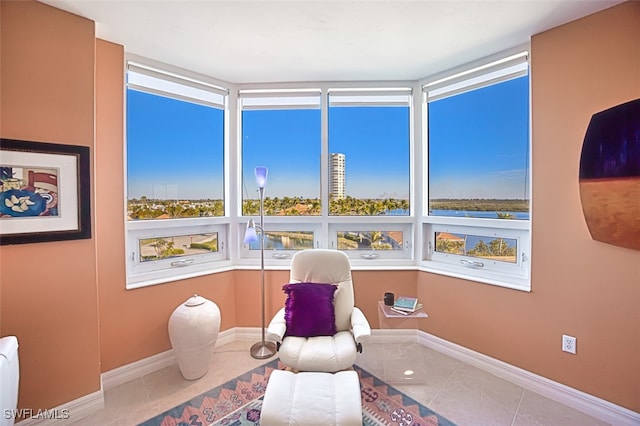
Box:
[0, 138, 91, 245]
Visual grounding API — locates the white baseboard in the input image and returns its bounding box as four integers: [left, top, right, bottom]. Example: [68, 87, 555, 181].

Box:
[416, 330, 640, 426]
[32, 328, 637, 426]
[15, 389, 103, 426]
[101, 348, 175, 391]
[369, 328, 417, 343]
[101, 327, 235, 391]
[232, 327, 262, 341]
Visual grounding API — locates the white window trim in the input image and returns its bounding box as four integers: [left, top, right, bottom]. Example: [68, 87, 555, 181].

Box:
[422, 222, 530, 291]
[328, 222, 414, 262]
[125, 56, 231, 289]
[123, 53, 533, 290]
[237, 87, 416, 267]
[238, 221, 322, 263]
[419, 47, 532, 291]
[126, 220, 231, 289]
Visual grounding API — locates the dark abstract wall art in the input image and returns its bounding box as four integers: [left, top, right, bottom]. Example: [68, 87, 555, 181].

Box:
[579, 98, 640, 251]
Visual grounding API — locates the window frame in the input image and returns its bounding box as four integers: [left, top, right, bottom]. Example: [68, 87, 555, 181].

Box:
[238, 220, 321, 261]
[126, 219, 231, 289]
[123, 51, 532, 291]
[237, 86, 416, 265]
[125, 56, 231, 289]
[327, 88, 413, 218]
[328, 221, 413, 261]
[420, 49, 532, 291]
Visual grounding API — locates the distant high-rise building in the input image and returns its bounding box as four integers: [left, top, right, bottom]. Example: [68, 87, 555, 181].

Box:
[329, 153, 346, 199]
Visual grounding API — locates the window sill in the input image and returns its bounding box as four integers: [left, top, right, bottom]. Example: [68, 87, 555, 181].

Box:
[126, 261, 529, 291]
[126, 262, 235, 290]
[419, 262, 530, 292]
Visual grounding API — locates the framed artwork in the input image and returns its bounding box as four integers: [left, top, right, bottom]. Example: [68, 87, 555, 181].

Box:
[579, 98, 640, 251]
[0, 138, 91, 245]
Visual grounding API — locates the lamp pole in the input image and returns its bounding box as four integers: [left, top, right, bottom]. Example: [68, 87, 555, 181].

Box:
[250, 167, 276, 359]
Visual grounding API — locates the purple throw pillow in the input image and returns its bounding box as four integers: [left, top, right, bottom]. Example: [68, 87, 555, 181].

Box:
[283, 283, 338, 338]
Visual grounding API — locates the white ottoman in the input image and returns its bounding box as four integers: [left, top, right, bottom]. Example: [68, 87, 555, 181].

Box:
[261, 370, 362, 426]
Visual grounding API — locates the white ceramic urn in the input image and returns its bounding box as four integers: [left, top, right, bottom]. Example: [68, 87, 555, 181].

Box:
[168, 294, 221, 380]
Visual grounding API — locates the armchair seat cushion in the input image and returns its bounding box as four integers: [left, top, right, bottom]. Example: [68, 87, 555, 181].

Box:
[278, 331, 357, 372]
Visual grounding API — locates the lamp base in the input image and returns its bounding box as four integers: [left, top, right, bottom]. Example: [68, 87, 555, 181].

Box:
[250, 340, 277, 359]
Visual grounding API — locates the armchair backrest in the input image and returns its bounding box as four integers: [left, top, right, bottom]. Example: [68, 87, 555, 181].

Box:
[289, 249, 354, 332]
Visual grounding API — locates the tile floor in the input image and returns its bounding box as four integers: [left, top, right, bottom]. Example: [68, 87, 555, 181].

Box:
[71, 339, 609, 426]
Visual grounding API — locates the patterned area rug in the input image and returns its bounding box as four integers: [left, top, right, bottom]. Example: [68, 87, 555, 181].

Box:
[139, 359, 456, 426]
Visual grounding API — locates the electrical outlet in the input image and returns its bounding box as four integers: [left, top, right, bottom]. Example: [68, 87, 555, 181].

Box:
[562, 334, 576, 354]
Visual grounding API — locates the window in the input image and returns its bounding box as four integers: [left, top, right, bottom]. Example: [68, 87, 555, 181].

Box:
[124, 52, 532, 287]
[422, 52, 531, 291]
[238, 90, 322, 263]
[240, 90, 322, 216]
[139, 232, 219, 262]
[125, 60, 229, 288]
[328, 90, 411, 216]
[237, 88, 414, 264]
[239, 223, 320, 260]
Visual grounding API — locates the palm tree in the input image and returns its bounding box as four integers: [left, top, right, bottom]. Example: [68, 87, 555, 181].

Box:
[150, 238, 168, 258]
[365, 202, 380, 216]
[308, 198, 321, 215]
[165, 203, 184, 218]
[368, 231, 384, 249]
[468, 239, 490, 257]
[496, 212, 515, 219]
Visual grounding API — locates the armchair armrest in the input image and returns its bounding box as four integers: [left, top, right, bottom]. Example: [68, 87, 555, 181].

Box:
[266, 307, 286, 343]
[350, 307, 371, 344]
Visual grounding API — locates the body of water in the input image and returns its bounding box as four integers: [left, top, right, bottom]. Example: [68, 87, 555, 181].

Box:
[430, 209, 530, 220]
[386, 208, 529, 220]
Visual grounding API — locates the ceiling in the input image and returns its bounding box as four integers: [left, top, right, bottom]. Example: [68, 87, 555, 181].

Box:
[41, 0, 622, 84]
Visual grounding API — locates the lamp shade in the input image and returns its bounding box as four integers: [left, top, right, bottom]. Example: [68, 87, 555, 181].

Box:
[243, 220, 258, 244]
[255, 166, 268, 189]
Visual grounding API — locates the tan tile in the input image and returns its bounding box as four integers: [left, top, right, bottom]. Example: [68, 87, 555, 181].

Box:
[389, 345, 462, 405]
[67, 378, 149, 425]
[72, 340, 608, 426]
[513, 390, 610, 426]
[106, 401, 167, 426]
[429, 364, 524, 426]
[141, 363, 194, 401]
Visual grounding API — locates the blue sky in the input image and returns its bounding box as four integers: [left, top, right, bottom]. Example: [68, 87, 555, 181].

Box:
[242, 109, 321, 199]
[127, 90, 224, 200]
[128, 76, 528, 201]
[242, 106, 410, 199]
[428, 75, 530, 199]
[328, 106, 410, 199]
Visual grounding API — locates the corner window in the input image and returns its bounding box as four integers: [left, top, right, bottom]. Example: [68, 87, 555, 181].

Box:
[422, 52, 531, 291]
[125, 61, 229, 288]
[328, 90, 411, 216]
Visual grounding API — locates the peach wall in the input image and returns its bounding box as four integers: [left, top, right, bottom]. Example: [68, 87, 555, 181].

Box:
[419, 2, 640, 411]
[352, 270, 418, 328]
[93, 38, 239, 372]
[234, 269, 417, 330]
[0, 0, 101, 410]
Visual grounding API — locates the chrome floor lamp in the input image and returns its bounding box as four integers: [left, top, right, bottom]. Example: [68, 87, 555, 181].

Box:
[244, 166, 277, 359]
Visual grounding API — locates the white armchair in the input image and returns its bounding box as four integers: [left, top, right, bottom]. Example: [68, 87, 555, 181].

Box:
[266, 249, 371, 372]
